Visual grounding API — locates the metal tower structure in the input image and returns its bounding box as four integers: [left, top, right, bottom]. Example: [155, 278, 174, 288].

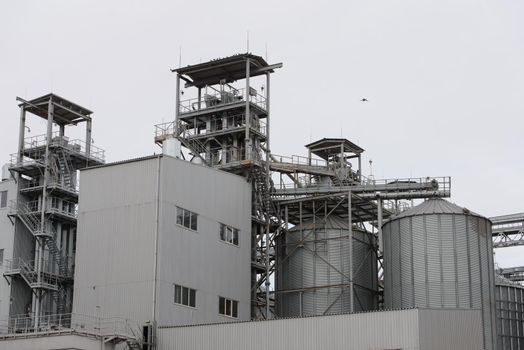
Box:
[4, 94, 105, 325]
[154, 53, 452, 319]
[155, 53, 282, 319]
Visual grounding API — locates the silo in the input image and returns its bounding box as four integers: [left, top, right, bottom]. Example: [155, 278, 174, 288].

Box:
[382, 198, 497, 350]
[276, 215, 377, 317]
[495, 275, 524, 350]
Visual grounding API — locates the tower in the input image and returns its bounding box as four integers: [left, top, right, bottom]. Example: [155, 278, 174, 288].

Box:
[155, 53, 282, 318]
[4, 94, 104, 325]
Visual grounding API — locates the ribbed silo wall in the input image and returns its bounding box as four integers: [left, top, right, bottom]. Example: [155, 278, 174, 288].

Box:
[495, 280, 524, 349]
[276, 216, 377, 317]
[383, 202, 496, 350]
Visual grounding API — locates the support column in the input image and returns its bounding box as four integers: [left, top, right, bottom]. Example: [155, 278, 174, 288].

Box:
[245, 59, 251, 160]
[348, 192, 354, 313]
[85, 119, 92, 158]
[377, 195, 383, 254]
[175, 73, 181, 134]
[17, 106, 26, 163]
[358, 155, 362, 183]
[264, 71, 271, 318]
[36, 98, 54, 327]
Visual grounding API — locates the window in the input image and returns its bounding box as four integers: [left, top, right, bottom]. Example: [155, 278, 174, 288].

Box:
[0, 191, 7, 208]
[176, 207, 198, 231]
[0, 249, 3, 266]
[174, 284, 196, 308]
[220, 223, 239, 246]
[219, 296, 238, 318]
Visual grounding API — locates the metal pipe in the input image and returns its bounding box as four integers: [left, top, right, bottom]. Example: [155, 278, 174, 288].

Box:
[85, 119, 92, 159]
[348, 191, 354, 313]
[264, 71, 271, 319]
[377, 196, 383, 253]
[17, 106, 26, 163]
[245, 59, 250, 160]
[175, 73, 181, 134]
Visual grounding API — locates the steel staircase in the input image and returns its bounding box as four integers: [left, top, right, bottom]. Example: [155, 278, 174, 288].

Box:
[15, 202, 70, 278]
[56, 149, 74, 189]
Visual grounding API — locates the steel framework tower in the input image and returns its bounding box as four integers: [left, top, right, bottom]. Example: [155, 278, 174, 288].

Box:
[4, 94, 105, 324]
[155, 53, 452, 319]
[155, 53, 282, 318]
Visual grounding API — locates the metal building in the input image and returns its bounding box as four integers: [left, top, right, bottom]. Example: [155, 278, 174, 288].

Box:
[2, 94, 104, 325]
[72, 154, 252, 328]
[495, 275, 524, 349]
[382, 198, 497, 350]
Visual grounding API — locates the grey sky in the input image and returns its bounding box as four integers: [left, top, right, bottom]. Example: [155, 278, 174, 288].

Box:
[1, 0, 522, 267]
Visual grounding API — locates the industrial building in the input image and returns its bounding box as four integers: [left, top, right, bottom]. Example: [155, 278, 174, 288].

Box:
[0, 53, 522, 350]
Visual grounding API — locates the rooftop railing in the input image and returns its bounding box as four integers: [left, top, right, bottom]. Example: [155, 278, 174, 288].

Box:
[0, 313, 143, 343]
[21, 133, 105, 163]
[179, 87, 267, 114]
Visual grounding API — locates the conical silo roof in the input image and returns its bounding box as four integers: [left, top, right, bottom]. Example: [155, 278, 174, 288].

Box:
[390, 198, 487, 221]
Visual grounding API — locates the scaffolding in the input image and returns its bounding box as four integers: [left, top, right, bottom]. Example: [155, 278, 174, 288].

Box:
[154, 53, 452, 319]
[4, 94, 104, 326]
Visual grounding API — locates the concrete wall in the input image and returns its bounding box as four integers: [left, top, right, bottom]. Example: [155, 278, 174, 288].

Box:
[73, 155, 251, 327]
[157, 308, 483, 350]
[0, 179, 16, 323]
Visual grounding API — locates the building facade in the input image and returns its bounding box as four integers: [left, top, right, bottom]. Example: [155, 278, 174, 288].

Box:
[72, 154, 252, 326]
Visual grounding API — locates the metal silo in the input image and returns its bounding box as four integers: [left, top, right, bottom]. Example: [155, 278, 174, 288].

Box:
[382, 198, 497, 350]
[276, 215, 377, 317]
[495, 275, 524, 350]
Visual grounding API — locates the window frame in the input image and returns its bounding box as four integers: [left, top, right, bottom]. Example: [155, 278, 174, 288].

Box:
[219, 223, 240, 247]
[218, 296, 239, 318]
[176, 207, 198, 232]
[0, 190, 7, 209]
[174, 283, 197, 308]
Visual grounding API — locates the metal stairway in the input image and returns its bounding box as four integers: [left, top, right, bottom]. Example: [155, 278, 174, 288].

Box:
[15, 202, 70, 278]
[56, 149, 74, 188]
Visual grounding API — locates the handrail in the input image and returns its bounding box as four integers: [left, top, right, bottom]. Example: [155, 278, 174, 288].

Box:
[0, 313, 144, 342]
[178, 87, 267, 114]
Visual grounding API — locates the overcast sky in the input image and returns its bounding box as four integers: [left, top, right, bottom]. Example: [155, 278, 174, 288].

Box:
[1, 0, 522, 267]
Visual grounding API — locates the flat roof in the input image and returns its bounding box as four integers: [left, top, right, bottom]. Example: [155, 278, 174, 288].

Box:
[172, 53, 276, 88]
[305, 138, 364, 160]
[19, 93, 92, 125]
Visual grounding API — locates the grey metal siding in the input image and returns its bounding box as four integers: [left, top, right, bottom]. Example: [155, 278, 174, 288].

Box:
[73, 157, 159, 322]
[383, 199, 496, 350]
[156, 156, 251, 326]
[418, 308, 484, 350]
[157, 308, 482, 350]
[495, 282, 524, 349]
[277, 216, 377, 317]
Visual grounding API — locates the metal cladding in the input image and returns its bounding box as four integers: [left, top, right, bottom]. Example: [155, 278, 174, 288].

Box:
[495, 275, 524, 349]
[382, 198, 497, 350]
[276, 216, 377, 317]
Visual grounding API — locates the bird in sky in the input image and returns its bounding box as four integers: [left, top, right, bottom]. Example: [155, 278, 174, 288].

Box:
[360, 98, 368, 102]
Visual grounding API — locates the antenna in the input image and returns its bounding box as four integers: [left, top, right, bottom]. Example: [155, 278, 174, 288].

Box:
[246, 30, 250, 52]
[179, 47, 182, 68]
[265, 43, 268, 61]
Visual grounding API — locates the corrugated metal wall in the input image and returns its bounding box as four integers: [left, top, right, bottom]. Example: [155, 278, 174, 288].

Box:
[383, 207, 496, 350]
[495, 282, 524, 349]
[73, 157, 160, 322]
[277, 216, 377, 316]
[157, 308, 483, 350]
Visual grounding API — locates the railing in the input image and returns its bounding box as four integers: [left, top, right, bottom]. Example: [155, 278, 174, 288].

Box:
[274, 176, 451, 195]
[178, 87, 267, 114]
[47, 197, 78, 220]
[272, 154, 328, 168]
[154, 115, 267, 141]
[9, 153, 45, 168]
[0, 313, 143, 342]
[21, 133, 105, 163]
